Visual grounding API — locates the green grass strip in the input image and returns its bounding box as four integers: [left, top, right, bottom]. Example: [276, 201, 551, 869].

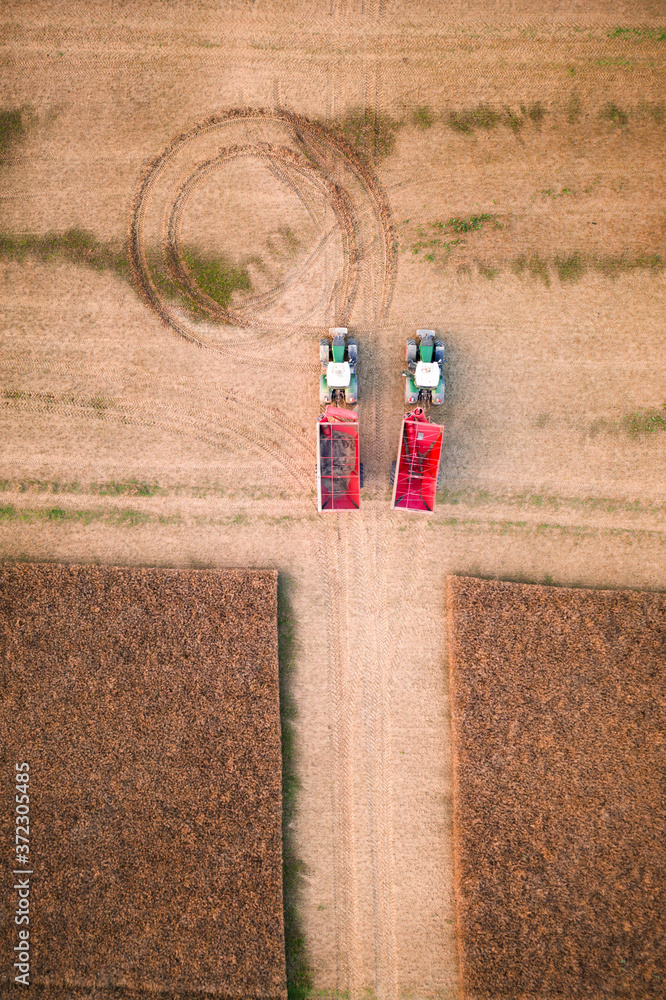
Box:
[0, 505, 179, 527]
[0, 229, 252, 324]
[0, 228, 129, 279]
[327, 106, 403, 161]
[436, 486, 666, 515]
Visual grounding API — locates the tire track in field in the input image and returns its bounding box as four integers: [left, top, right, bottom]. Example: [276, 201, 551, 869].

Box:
[316, 516, 362, 999]
[129, 108, 396, 359]
[345, 39, 400, 999]
[316, 30, 403, 992]
[368, 508, 399, 1000]
[298, 65, 358, 1000]
[358, 360, 401, 1000]
[0, 357, 317, 465]
[305, 58, 366, 1000]
[0, 389, 313, 494]
[266, 157, 322, 228]
[350, 506, 400, 1000]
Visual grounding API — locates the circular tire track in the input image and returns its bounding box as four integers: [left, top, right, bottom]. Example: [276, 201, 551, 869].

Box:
[165, 144, 360, 327]
[128, 108, 396, 361]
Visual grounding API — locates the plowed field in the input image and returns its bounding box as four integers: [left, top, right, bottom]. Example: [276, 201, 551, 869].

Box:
[447, 575, 665, 1000]
[1, 3, 665, 998]
[0, 564, 285, 998]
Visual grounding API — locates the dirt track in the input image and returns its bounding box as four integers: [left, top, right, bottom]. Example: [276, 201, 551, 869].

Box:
[1, 3, 666, 998]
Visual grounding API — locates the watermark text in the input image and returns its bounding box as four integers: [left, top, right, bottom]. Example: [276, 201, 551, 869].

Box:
[13, 762, 31, 986]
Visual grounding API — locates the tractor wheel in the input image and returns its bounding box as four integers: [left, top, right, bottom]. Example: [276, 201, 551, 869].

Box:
[406, 339, 417, 366]
[320, 339, 330, 365]
[347, 338, 358, 365]
[434, 340, 445, 365]
[390, 461, 396, 487]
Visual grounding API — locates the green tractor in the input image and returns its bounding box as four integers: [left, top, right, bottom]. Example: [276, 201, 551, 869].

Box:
[320, 327, 358, 406]
[403, 329, 445, 410]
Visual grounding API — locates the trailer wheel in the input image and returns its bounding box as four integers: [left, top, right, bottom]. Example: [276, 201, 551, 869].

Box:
[437, 465, 442, 490]
[359, 462, 364, 488]
[390, 460, 396, 487]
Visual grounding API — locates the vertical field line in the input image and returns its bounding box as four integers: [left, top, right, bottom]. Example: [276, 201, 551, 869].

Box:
[316, 516, 362, 997]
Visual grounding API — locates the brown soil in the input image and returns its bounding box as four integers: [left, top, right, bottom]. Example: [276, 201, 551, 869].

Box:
[1, 4, 666, 998]
[447, 575, 666, 1000]
[0, 563, 285, 999]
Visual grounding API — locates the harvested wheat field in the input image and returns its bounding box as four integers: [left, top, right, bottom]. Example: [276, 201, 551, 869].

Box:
[1, 1, 666, 998]
[447, 575, 666, 1000]
[0, 563, 285, 999]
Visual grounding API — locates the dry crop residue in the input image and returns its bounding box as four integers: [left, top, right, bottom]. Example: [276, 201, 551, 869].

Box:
[447, 575, 666, 1000]
[0, 563, 286, 999]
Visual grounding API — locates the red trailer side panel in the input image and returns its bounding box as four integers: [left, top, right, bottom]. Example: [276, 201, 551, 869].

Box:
[391, 414, 443, 512]
[317, 409, 360, 512]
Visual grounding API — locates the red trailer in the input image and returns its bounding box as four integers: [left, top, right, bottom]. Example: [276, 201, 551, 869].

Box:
[317, 405, 361, 512]
[391, 408, 443, 512]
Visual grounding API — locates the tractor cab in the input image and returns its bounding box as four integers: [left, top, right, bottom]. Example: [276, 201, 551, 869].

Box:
[320, 328, 358, 406]
[404, 329, 445, 409]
